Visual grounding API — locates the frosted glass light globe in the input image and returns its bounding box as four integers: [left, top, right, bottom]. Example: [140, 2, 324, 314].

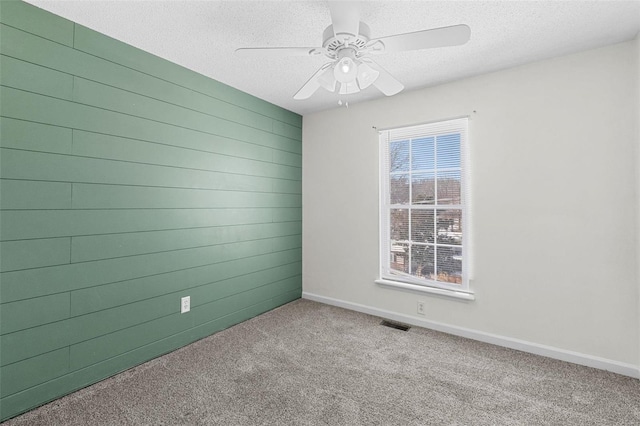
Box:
[334, 57, 358, 83]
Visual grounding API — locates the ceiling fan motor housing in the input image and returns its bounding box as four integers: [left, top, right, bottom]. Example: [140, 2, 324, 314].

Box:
[322, 22, 371, 59]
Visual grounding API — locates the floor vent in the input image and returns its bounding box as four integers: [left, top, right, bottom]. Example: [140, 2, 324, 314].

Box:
[380, 320, 411, 331]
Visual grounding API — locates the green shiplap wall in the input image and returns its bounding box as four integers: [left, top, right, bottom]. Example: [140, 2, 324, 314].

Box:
[0, 1, 302, 420]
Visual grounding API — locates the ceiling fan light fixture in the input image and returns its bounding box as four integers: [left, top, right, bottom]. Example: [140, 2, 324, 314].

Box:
[356, 62, 379, 90]
[339, 81, 359, 95]
[334, 57, 358, 83]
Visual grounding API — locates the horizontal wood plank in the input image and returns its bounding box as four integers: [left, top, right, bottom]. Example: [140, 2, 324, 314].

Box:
[1, 319, 73, 366]
[70, 221, 301, 262]
[0, 117, 72, 154]
[0, 208, 288, 241]
[272, 234, 303, 252]
[0, 179, 72, 210]
[72, 130, 302, 175]
[1, 293, 70, 335]
[72, 130, 275, 173]
[73, 76, 274, 134]
[1, 54, 73, 100]
[0, 1, 74, 46]
[71, 184, 301, 210]
[0, 148, 274, 192]
[0, 238, 70, 272]
[272, 207, 302, 222]
[0, 348, 69, 398]
[72, 129, 275, 166]
[71, 132, 301, 181]
[273, 120, 303, 141]
[272, 178, 303, 194]
[273, 149, 302, 168]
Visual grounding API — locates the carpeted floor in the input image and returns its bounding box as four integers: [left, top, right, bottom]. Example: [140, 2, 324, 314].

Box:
[4, 299, 640, 425]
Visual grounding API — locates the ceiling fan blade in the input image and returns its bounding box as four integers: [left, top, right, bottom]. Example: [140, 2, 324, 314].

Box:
[235, 47, 326, 58]
[368, 24, 470, 54]
[329, 1, 360, 40]
[362, 59, 404, 96]
[294, 63, 334, 100]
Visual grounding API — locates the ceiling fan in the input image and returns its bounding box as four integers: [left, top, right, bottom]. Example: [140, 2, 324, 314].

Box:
[236, 2, 470, 100]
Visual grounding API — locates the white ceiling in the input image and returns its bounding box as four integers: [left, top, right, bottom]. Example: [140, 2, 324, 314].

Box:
[25, 1, 640, 116]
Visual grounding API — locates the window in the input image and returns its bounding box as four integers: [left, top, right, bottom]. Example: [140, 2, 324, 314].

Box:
[379, 118, 470, 293]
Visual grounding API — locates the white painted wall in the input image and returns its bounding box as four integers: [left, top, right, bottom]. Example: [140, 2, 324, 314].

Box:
[635, 33, 640, 371]
[303, 40, 639, 370]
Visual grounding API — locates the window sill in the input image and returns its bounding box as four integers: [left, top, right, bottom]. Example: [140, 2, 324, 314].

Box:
[375, 279, 475, 301]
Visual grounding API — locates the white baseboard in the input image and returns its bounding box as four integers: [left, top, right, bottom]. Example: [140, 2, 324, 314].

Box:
[302, 292, 640, 379]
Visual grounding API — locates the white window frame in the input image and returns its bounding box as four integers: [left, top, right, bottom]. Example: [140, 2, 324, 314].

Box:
[378, 117, 472, 297]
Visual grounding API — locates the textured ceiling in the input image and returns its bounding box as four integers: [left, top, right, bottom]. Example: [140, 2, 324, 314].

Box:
[25, 1, 640, 115]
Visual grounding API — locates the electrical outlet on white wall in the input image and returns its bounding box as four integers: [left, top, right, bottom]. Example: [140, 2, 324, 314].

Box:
[181, 296, 190, 314]
[417, 301, 425, 315]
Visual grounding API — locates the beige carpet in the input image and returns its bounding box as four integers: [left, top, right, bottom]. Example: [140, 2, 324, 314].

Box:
[4, 299, 640, 425]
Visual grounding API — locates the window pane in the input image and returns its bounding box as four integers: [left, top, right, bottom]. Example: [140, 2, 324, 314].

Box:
[411, 136, 435, 170]
[436, 134, 460, 169]
[411, 244, 434, 280]
[390, 209, 409, 241]
[390, 243, 409, 274]
[436, 246, 462, 284]
[410, 209, 434, 243]
[436, 170, 461, 205]
[436, 209, 462, 245]
[412, 172, 435, 205]
[390, 174, 409, 204]
[390, 139, 409, 172]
